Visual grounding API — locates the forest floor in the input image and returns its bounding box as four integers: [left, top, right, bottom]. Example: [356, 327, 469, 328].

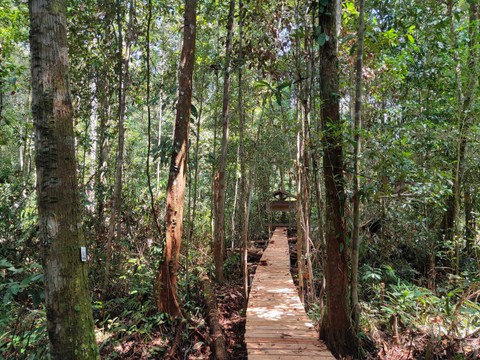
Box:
[213, 239, 267, 359]
[216, 282, 248, 359]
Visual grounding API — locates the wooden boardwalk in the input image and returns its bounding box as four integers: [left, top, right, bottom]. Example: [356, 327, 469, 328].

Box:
[246, 227, 335, 359]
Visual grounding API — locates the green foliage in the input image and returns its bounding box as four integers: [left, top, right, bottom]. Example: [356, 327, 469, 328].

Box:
[360, 264, 480, 342]
[94, 255, 173, 358]
[307, 302, 322, 325]
[224, 252, 241, 279]
[0, 260, 47, 359]
[0, 305, 48, 359]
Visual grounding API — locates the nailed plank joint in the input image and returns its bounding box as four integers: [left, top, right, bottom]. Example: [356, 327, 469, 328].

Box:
[246, 227, 335, 359]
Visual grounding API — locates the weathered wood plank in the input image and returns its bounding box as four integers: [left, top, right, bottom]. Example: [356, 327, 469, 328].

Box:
[246, 323, 315, 329]
[246, 337, 327, 344]
[249, 349, 333, 356]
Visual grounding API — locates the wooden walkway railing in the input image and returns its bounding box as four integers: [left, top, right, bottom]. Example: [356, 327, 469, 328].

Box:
[246, 227, 335, 359]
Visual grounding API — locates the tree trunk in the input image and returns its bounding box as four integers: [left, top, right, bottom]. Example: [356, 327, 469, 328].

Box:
[155, 76, 164, 195]
[442, 0, 479, 273]
[0, 50, 3, 124]
[154, 0, 197, 316]
[294, 17, 305, 303]
[238, 0, 249, 302]
[213, 0, 235, 283]
[293, 3, 312, 305]
[464, 189, 477, 256]
[318, 0, 356, 356]
[210, 72, 220, 240]
[311, 80, 326, 312]
[230, 158, 240, 250]
[145, 0, 163, 248]
[351, 0, 365, 333]
[302, 9, 314, 304]
[29, 0, 99, 358]
[295, 98, 305, 303]
[103, 0, 134, 294]
[311, 152, 326, 309]
[187, 71, 205, 247]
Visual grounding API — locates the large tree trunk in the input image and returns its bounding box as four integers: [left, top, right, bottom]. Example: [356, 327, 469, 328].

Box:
[154, 0, 197, 316]
[351, 0, 365, 332]
[29, 0, 99, 358]
[318, 0, 356, 356]
[213, 0, 235, 283]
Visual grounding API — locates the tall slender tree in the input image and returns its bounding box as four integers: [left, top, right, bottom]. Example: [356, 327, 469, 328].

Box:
[213, 0, 235, 283]
[103, 0, 134, 293]
[444, 0, 479, 273]
[94, 2, 113, 242]
[154, 0, 197, 316]
[318, 0, 356, 356]
[237, 0, 250, 301]
[351, 0, 366, 332]
[29, 0, 99, 358]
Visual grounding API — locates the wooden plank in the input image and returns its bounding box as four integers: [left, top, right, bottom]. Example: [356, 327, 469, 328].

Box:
[248, 354, 333, 360]
[246, 323, 314, 329]
[246, 337, 326, 344]
[247, 342, 327, 349]
[246, 327, 318, 334]
[246, 332, 318, 339]
[246, 321, 314, 327]
[249, 349, 332, 356]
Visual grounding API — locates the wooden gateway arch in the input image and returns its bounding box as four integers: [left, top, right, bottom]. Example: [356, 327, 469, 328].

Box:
[268, 189, 296, 232]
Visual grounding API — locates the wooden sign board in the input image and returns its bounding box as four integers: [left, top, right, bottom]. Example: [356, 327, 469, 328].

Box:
[270, 200, 295, 212]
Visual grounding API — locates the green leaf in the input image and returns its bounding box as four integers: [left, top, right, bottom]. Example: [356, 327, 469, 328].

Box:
[350, 43, 357, 56]
[275, 92, 282, 106]
[10, 283, 20, 295]
[190, 104, 198, 118]
[346, 2, 358, 15]
[317, 32, 327, 47]
[20, 273, 43, 286]
[0, 259, 14, 268]
[3, 291, 12, 305]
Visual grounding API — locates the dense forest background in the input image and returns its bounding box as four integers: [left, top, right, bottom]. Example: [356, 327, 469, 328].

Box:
[1, 0, 479, 359]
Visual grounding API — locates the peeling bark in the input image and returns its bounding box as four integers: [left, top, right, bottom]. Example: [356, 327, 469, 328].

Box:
[154, 0, 197, 316]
